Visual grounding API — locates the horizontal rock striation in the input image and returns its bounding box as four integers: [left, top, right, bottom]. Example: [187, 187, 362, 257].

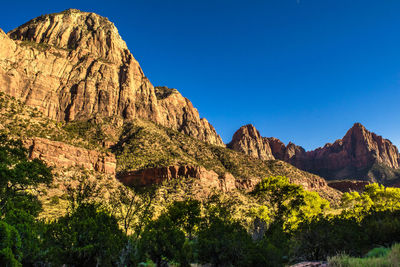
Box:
[117, 165, 236, 192]
[116, 164, 340, 201]
[328, 180, 370, 193]
[0, 9, 223, 146]
[23, 137, 116, 174]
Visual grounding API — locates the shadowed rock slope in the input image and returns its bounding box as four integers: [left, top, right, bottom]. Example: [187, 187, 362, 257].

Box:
[229, 123, 400, 185]
[0, 9, 223, 146]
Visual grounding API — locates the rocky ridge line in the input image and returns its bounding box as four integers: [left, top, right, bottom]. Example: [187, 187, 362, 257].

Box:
[229, 123, 400, 183]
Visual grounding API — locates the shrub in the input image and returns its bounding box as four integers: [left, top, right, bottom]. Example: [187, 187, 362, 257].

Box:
[365, 247, 390, 258]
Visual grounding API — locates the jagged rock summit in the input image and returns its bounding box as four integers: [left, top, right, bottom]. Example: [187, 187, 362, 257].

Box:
[229, 123, 400, 184]
[0, 9, 224, 146]
[228, 124, 275, 160]
[9, 8, 129, 64]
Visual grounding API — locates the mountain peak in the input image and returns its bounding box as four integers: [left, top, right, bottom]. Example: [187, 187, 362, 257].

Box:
[229, 123, 400, 183]
[0, 10, 224, 146]
[233, 124, 261, 140]
[343, 122, 372, 144]
[352, 122, 366, 129]
[8, 9, 127, 63]
[229, 124, 274, 160]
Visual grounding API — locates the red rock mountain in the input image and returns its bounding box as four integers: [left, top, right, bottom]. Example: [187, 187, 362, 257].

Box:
[0, 9, 223, 146]
[0, 9, 342, 201]
[229, 123, 400, 185]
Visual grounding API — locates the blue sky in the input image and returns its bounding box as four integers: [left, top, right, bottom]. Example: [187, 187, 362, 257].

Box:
[1, 0, 399, 150]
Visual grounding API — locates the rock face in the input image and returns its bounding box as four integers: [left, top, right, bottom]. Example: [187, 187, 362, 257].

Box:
[23, 137, 116, 174]
[328, 180, 370, 193]
[154, 87, 223, 146]
[0, 9, 223, 146]
[229, 123, 400, 184]
[228, 125, 274, 160]
[116, 164, 340, 201]
[117, 165, 236, 192]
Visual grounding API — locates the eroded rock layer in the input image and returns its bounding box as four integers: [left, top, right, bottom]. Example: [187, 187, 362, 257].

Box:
[23, 137, 116, 174]
[116, 164, 339, 201]
[117, 165, 236, 192]
[328, 180, 370, 193]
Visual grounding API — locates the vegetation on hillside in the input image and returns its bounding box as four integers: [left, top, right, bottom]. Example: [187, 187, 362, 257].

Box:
[1, 133, 400, 266]
[0, 92, 115, 151]
[0, 92, 337, 203]
[113, 120, 339, 201]
[2, 93, 400, 266]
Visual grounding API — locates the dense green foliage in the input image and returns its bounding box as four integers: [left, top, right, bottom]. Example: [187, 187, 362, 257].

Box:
[292, 183, 400, 262]
[0, 221, 22, 267]
[0, 135, 53, 266]
[1, 132, 400, 266]
[44, 203, 127, 266]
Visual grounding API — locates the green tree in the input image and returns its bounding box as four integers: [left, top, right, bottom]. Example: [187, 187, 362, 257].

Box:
[340, 183, 400, 216]
[253, 176, 328, 230]
[0, 134, 53, 265]
[109, 185, 155, 236]
[45, 203, 127, 266]
[0, 134, 52, 215]
[195, 194, 268, 266]
[0, 221, 22, 267]
[253, 176, 306, 220]
[166, 199, 201, 240]
[197, 217, 257, 266]
[139, 214, 186, 267]
[292, 215, 364, 261]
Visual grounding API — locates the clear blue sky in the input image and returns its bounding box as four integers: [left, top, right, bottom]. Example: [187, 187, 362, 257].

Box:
[1, 0, 399, 150]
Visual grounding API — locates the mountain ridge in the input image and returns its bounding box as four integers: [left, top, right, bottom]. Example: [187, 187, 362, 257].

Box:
[0, 9, 224, 146]
[229, 123, 400, 184]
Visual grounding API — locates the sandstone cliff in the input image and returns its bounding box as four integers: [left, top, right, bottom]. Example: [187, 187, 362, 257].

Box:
[228, 124, 274, 160]
[328, 180, 370, 193]
[229, 123, 400, 184]
[117, 165, 236, 193]
[23, 137, 116, 175]
[0, 9, 223, 146]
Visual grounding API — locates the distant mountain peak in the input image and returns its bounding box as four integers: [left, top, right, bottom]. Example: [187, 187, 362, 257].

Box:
[228, 124, 274, 160]
[229, 123, 400, 184]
